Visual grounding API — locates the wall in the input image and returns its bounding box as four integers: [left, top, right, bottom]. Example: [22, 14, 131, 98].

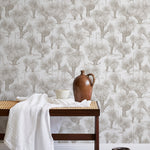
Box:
[0, 0, 150, 143]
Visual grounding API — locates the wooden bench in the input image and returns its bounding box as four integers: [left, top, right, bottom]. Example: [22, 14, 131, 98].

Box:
[0, 100, 100, 150]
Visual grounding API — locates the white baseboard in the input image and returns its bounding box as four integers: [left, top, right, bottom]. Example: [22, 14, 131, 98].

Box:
[0, 142, 150, 150]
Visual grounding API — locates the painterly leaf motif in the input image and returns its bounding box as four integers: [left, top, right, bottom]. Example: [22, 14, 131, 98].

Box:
[0, 0, 150, 143]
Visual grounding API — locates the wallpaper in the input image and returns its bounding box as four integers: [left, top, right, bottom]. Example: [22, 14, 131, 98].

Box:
[0, 0, 150, 143]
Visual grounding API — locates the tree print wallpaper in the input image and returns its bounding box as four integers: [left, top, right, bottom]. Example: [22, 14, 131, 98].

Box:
[0, 0, 150, 143]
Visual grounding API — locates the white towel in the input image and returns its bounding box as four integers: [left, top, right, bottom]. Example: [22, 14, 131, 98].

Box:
[48, 97, 91, 107]
[4, 93, 91, 150]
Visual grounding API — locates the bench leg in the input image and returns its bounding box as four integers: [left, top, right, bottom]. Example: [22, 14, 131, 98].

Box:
[95, 116, 99, 150]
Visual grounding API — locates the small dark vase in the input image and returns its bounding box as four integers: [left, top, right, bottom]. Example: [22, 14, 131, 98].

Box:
[73, 70, 95, 102]
[112, 147, 130, 150]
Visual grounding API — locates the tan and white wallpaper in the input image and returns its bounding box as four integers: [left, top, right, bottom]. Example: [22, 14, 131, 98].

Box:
[0, 0, 150, 143]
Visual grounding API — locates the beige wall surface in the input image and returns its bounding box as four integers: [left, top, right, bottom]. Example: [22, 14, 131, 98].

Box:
[0, 0, 150, 143]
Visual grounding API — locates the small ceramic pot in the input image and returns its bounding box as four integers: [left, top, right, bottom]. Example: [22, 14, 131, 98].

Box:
[55, 89, 70, 99]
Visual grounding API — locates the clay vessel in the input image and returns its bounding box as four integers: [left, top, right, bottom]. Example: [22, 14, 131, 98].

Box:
[73, 70, 95, 102]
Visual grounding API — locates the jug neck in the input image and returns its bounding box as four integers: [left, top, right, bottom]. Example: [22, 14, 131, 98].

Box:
[81, 70, 85, 75]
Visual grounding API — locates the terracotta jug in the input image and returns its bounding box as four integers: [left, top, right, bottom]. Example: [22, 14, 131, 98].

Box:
[73, 70, 95, 102]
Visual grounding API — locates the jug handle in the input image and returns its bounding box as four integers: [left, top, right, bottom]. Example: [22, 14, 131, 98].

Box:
[87, 73, 95, 86]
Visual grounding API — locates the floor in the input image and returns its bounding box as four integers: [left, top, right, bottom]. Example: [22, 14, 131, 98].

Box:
[0, 142, 150, 150]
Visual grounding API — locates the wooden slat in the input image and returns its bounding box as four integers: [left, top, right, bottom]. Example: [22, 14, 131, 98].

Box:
[0, 133, 4, 140]
[52, 134, 95, 140]
[0, 109, 100, 116]
[50, 109, 99, 116]
[0, 133, 95, 141]
[0, 109, 9, 116]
